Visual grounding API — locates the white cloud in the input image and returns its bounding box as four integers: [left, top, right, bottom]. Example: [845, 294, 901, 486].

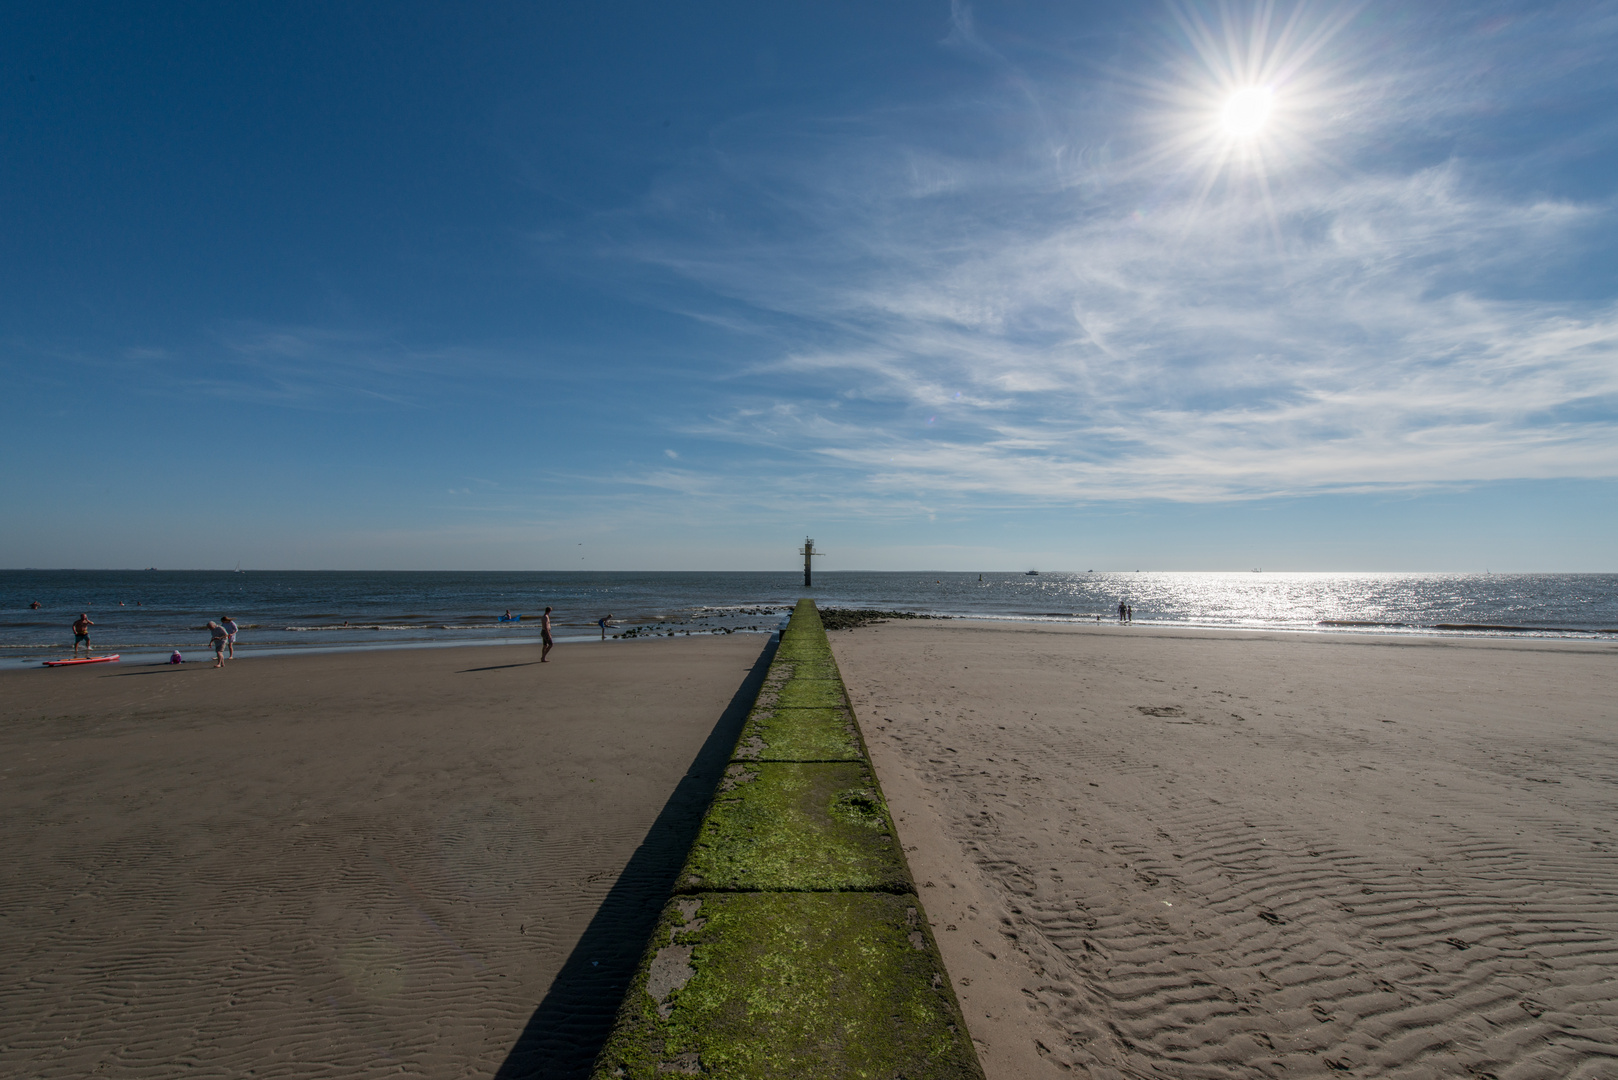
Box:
[616, 2, 1618, 507]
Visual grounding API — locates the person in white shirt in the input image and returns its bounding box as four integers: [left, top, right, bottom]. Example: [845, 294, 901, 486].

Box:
[220, 616, 239, 659]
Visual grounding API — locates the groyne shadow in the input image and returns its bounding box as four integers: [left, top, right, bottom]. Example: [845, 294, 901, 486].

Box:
[493, 637, 775, 1080]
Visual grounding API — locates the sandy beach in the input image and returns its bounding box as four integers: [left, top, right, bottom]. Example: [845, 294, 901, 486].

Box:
[0, 636, 771, 1080]
[833, 621, 1618, 1080]
[7, 620, 1616, 1080]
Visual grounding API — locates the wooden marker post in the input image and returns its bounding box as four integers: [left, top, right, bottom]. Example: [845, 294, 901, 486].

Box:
[801, 537, 820, 588]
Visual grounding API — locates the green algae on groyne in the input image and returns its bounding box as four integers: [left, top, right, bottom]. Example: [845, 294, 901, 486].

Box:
[590, 599, 983, 1079]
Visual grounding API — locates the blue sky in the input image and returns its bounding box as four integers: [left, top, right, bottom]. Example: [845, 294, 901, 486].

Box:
[3, 0, 1615, 571]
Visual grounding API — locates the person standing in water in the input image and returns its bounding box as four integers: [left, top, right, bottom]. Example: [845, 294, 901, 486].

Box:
[220, 615, 239, 659]
[598, 613, 613, 640]
[72, 613, 94, 656]
[541, 606, 554, 662]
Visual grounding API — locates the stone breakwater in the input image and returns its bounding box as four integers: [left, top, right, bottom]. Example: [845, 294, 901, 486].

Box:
[590, 599, 984, 1079]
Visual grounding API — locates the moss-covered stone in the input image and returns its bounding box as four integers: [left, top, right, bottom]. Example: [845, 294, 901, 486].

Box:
[734, 705, 864, 762]
[591, 891, 982, 1080]
[764, 678, 847, 711]
[590, 598, 984, 1080]
[680, 762, 909, 893]
[762, 659, 843, 688]
[774, 634, 832, 660]
[789, 598, 823, 629]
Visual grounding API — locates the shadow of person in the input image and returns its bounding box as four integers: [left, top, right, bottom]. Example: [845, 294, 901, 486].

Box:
[493, 637, 775, 1079]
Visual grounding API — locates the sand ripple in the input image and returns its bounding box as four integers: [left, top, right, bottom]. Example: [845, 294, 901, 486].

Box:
[0, 638, 766, 1078]
[837, 623, 1618, 1080]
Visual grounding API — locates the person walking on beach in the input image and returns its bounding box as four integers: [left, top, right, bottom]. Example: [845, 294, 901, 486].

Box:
[541, 606, 554, 662]
[220, 615, 239, 659]
[598, 613, 613, 640]
[207, 621, 228, 668]
[72, 613, 94, 656]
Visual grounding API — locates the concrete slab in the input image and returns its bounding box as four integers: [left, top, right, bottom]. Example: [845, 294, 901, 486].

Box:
[763, 658, 843, 683]
[773, 636, 832, 661]
[733, 705, 864, 762]
[765, 679, 847, 710]
[590, 891, 982, 1080]
[680, 762, 909, 893]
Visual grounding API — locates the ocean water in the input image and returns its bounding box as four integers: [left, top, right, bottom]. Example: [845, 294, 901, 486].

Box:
[2, 570, 1615, 663]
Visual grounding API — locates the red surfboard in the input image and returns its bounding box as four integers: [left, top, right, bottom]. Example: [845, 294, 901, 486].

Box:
[43, 654, 120, 667]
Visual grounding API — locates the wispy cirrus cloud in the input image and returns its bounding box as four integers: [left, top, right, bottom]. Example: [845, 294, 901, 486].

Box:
[609, 0, 1618, 507]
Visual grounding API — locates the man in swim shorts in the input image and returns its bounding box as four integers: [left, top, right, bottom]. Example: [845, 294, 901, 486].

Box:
[220, 615, 239, 659]
[72, 613, 93, 656]
[541, 606, 554, 662]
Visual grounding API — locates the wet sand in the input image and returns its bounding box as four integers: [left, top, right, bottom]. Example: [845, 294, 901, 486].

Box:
[0, 635, 771, 1080]
[832, 621, 1618, 1080]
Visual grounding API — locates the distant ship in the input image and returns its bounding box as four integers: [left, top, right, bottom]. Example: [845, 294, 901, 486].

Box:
[1025, 569, 1039, 575]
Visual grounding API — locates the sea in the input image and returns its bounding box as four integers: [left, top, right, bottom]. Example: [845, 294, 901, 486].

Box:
[2, 570, 1615, 665]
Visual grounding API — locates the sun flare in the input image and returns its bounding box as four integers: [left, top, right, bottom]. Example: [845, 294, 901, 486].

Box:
[1221, 86, 1274, 138]
[1120, 0, 1363, 231]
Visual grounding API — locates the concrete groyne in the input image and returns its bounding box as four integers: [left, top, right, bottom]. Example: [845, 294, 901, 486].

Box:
[590, 599, 983, 1078]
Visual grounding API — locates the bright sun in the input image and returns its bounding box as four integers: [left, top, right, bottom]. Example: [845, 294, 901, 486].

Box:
[1221, 86, 1274, 137]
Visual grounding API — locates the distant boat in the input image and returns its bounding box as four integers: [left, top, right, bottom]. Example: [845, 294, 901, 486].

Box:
[1025, 570, 1039, 576]
[234, 562, 245, 574]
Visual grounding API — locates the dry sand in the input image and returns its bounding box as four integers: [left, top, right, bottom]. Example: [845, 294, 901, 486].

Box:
[0, 635, 771, 1080]
[832, 621, 1618, 1080]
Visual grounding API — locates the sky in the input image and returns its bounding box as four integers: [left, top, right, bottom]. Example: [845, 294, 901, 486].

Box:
[3, 0, 1616, 571]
